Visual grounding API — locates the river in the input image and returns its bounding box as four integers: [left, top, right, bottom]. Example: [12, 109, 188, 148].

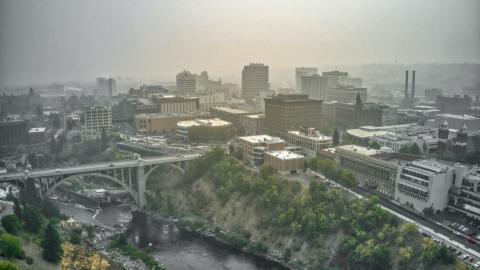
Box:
[56, 202, 279, 270]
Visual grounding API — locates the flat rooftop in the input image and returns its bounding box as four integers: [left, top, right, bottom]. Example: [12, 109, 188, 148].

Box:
[135, 112, 207, 118]
[239, 134, 284, 144]
[245, 114, 264, 119]
[28, 127, 46, 133]
[336, 144, 382, 156]
[177, 118, 231, 127]
[266, 150, 304, 160]
[213, 107, 249, 114]
[288, 130, 332, 141]
[436, 114, 479, 120]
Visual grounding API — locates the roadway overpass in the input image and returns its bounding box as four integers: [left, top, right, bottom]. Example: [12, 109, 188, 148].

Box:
[0, 153, 202, 207]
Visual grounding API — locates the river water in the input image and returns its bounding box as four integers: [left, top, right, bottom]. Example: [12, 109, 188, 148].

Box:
[56, 202, 278, 270]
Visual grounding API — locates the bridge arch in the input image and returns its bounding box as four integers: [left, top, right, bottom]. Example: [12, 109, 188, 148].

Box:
[46, 172, 139, 205]
[144, 162, 185, 180]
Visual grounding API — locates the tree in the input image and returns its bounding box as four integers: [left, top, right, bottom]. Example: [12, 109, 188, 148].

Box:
[101, 127, 108, 150]
[0, 109, 6, 121]
[410, 144, 421, 155]
[50, 135, 57, 154]
[41, 198, 61, 219]
[333, 128, 340, 146]
[0, 234, 25, 259]
[42, 222, 62, 262]
[0, 261, 17, 270]
[13, 198, 22, 220]
[423, 142, 428, 153]
[1, 215, 22, 235]
[23, 205, 43, 233]
[52, 113, 61, 130]
[369, 141, 381, 149]
[29, 87, 34, 96]
[36, 105, 43, 119]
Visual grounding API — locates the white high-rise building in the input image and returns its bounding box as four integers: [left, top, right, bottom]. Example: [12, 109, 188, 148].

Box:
[242, 63, 269, 101]
[295, 67, 318, 92]
[176, 71, 198, 95]
[96, 77, 116, 96]
[81, 105, 112, 141]
[301, 74, 328, 100]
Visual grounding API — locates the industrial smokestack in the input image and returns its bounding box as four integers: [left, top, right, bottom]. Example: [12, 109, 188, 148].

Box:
[411, 70, 416, 98]
[404, 70, 409, 98]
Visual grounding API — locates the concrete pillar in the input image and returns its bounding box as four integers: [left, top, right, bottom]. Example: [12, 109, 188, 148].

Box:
[137, 165, 146, 208]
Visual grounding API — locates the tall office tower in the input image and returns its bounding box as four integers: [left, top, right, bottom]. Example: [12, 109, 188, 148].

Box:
[301, 74, 328, 100]
[264, 94, 323, 135]
[176, 70, 198, 95]
[242, 63, 269, 101]
[322, 70, 349, 87]
[108, 78, 116, 96]
[295, 67, 318, 92]
[96, 77, 116, 96]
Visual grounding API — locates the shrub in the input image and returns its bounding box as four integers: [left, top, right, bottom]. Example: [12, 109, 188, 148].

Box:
[1, 215, 22, 235]
[26, 256, 34, 265]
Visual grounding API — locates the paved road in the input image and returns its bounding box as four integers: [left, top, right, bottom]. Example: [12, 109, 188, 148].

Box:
[0, 153, 202, 182]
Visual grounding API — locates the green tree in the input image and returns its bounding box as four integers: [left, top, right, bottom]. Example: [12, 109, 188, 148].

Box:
[51, 113, 61, 130]
[101, 127, 108, 150]
[369, 141, 381, 149]
[1, 215, 22, 235]
[259, 165, 275, 180]
[0, 261, 17, 270]
[0, 234, 25, 259]
[410, 144, 421, 155]
[333, 128, 340, 146]
[41, 198, 61, 219]
[41, 222, 62, 262]
[23, 205, 43, 233]
[423, 142, 428, 153]
[36, 105, 43, 119]
[13, 198, 22, 220]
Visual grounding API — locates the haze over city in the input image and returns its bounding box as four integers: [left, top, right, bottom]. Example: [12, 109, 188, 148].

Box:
[1, 0, 479, 86]
[2, 1, 480, 270]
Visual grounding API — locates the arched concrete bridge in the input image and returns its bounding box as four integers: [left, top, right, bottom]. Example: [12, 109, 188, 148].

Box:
[0, 153, 202, 207]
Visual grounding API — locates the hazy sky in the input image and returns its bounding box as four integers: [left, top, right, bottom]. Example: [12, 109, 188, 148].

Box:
[0, 0, 479, 87]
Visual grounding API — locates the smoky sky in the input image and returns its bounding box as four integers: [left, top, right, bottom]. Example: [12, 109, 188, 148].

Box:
[0, 0, 479, 87]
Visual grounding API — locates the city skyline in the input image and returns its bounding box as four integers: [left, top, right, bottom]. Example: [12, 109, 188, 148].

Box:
[1, 0, 479, 87]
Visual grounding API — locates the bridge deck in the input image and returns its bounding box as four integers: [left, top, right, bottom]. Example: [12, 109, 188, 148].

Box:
[0, 153, 201, 181]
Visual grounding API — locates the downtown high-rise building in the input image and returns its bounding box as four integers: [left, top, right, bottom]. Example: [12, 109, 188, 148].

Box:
[301, 74, 328, 100]
[295, 67, 318, 92]
[242, 63, 269, 101]
[96, 77, 116, 96]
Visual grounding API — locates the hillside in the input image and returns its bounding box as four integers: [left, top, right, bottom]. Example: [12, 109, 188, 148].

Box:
[145, 148, 468, 270]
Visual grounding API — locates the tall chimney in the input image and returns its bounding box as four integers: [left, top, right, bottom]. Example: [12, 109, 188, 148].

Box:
[404, 70, 409, 99]
[411, 70, 416, 98]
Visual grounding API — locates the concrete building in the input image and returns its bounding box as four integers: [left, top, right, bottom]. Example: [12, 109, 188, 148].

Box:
[152, 95, 199, 113]
[435, 114, 480, 132]
[82, 105, 112, 141]
[134, 112, 208, 135]
[176, 70, 198, 95]
[242, 63, 269, 101]
[237, 135, 285, 166]
[0, 120, 28, 146]
[301, 74, 328, 100]
[96, 77, 116, 96]
[210, 106, 253, 126]
[336, 145, 420, 198]
[265, 150, 305, 174]
[395, 160, 468, 213]
[295, 67, 318, 92]
[287, 128, 332, 158]
[436, 95, 472, 115]
[448, 167, 480, 219]
[424, 88, 443, 101]
[264, 94, 323, 135]
[327, 84, 367, 103]
[241, 114, 264, 135]
[28, 127, 47, 144]
[198, 92, 226, 112]
[177, 118, 232, 143]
